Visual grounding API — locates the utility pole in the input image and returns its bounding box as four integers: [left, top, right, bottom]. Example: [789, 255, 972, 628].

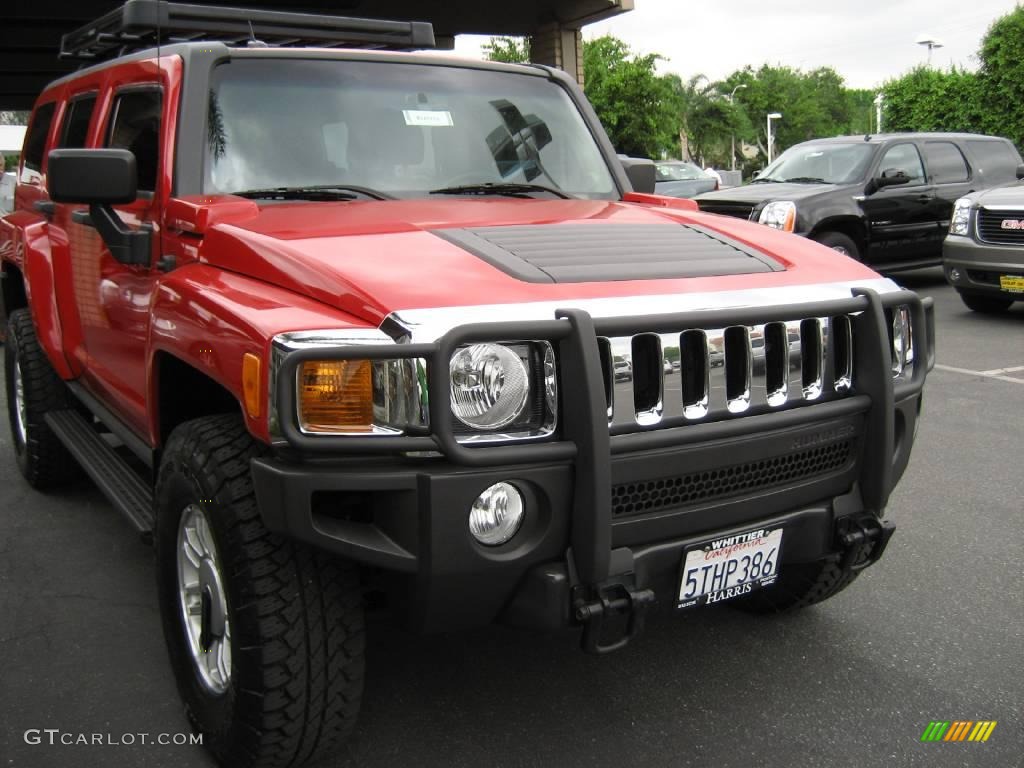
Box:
[766, 112, 782, 165]
[728, 83, 747, 172]
[874, 93, 884, 134]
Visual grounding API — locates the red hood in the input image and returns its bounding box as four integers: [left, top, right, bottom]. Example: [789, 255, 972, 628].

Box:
[193, 197, 879, 327]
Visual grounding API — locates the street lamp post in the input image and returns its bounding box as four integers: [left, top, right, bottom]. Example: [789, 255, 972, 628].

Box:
[873, 93, 884, 134]
[915, 34, 945, 66]
[728, 83, 747, 172]
[766, 112, 782, 165]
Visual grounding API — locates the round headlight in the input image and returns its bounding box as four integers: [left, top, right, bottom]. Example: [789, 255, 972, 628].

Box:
[469, 482, 524, 546]
[450, 344, 529, 430]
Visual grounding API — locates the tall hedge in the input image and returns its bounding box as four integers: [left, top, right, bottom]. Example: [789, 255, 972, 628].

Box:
[882, 6, 1024, 149]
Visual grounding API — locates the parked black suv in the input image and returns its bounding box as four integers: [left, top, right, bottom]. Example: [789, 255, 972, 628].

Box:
[695, 133, 1023, 271]
[944, 168, 1024, 312]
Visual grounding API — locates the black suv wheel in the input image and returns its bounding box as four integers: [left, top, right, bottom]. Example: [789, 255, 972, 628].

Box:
[957, 290, 1014, 314]
[813, 231, 861, 261]
[4, 308, 78, 488]
[155, 414, 365, 768]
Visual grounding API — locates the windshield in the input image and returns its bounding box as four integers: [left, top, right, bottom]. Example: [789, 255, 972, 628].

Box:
[756, 142, 876, 184]
[204, 59, 618, 199]
[656, 162, 707, 182]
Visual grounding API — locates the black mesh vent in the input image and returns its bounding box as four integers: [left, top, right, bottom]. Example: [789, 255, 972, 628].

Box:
[694, 201, 756, 220]
[612, 440, 853, 517]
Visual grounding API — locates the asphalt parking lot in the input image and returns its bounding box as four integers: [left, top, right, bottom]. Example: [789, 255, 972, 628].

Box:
[0, 268, 1021, 768]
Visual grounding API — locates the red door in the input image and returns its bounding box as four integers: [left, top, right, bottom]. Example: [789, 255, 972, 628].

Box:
[65, 86, 164, 438]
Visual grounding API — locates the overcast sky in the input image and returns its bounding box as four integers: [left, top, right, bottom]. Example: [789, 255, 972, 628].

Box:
[453, 0, 1021, 90]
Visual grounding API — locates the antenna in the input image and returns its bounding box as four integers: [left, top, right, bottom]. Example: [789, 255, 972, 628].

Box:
[155, 0, 166, 271]
[247, 20, 268, 48]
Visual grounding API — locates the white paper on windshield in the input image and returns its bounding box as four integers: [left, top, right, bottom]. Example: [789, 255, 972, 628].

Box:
[403, 110, 454, 127]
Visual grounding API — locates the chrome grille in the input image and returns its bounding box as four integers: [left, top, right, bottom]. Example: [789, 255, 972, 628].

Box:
[600, 316, 854, 432]
[977, 208, 1024, 245]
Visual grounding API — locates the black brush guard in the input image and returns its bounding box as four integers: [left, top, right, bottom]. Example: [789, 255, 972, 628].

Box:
[274, 288, 935, 652]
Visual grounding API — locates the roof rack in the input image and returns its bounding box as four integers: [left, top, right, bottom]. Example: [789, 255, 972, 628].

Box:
[59, 0, 436, 63]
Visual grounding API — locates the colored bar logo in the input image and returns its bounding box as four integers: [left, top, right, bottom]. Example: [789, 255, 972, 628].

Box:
[921, 721, 997, 742]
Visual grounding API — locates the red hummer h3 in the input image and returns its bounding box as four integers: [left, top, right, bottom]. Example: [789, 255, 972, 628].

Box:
[0, 3, 934, 767]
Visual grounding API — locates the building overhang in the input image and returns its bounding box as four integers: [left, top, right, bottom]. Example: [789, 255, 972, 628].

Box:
[1, 0, 632, 110]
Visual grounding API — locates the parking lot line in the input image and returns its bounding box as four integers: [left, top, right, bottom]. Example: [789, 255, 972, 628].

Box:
[934, 363, 1024, 385]
[979, 365, 1024, 375]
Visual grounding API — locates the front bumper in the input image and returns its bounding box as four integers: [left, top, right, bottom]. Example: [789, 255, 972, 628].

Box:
[253, 288, 934, 638]
[944, 235, 1024, 298]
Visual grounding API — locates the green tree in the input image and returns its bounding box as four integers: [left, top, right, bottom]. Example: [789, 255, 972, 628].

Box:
[674, 74, 746, 167]
[582, 36, 681, 158]
[978, 6, 1024, 147]
[882, 67, 983, 133]
[879, 7, 1024, 149]
[719, 65, 856, 171]
[846, 89, 877, 135]
[482, 36, 531, 64]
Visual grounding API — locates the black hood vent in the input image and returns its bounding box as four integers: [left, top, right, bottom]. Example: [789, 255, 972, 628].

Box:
[431, 222, 782, 283]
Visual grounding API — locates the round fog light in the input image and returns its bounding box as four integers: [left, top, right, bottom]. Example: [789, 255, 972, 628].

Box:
[949, 268, 962, 282]
[469, 482, 524, 546]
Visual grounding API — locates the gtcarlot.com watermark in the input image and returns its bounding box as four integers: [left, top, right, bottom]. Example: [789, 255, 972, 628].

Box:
[24, 729, 202, 747]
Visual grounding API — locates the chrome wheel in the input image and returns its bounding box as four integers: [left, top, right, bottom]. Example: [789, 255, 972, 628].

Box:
[177, 504, 232, 694]
[830, 245, 851, 256]
[13, 359, 27, 446]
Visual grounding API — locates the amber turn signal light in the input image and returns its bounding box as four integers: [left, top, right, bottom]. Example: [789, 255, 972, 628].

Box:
[298, 360, 374, 433]
[242, 353, 262, 419]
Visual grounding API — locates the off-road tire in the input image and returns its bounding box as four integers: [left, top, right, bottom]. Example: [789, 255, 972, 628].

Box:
[733, 557, 859, 614]
[812, 231, 861, 261]
[957, 290, 1013, 314]
[155, 414, 365, 768]
[4, 308, 78, 488]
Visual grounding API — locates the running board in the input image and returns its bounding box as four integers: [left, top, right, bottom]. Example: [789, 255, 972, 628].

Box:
[45, 409, 154, 537]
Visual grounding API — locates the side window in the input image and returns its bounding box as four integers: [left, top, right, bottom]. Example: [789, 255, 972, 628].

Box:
[21, 101, 57, 181]
[878, 143, 925, 184]
[966, 140, 1021, 184]
[59, 95, 98, 149]
[105, 89, 162, 193]
[924, 142, 969, 184]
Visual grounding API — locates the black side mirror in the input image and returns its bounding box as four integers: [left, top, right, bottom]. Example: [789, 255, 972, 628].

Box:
[1016, 163, 1024, 180]
[866, 170, 911, 195]
[619, 156, 656, 194]
[47, 149, 150, 266]
[48, 148, 138, 204]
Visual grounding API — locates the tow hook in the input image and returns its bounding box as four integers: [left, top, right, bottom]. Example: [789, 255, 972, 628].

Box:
[836, 515, 896, 573]
[572, 581, 656, 655]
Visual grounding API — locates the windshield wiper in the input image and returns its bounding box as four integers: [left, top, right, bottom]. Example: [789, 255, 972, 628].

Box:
[749, 177, 780, 184]
[782, 177, 827, 184]
[231, 184, 394, 201]
[429, 182, 571, 199]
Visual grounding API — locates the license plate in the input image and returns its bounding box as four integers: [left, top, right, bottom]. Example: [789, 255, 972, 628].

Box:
[999, 275, 1024, 293]
[677, 528, 783, 609]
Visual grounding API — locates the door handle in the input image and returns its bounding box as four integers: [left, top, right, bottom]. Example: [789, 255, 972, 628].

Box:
[915, 193, 934, 201]
[33, 200, 56, 216]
